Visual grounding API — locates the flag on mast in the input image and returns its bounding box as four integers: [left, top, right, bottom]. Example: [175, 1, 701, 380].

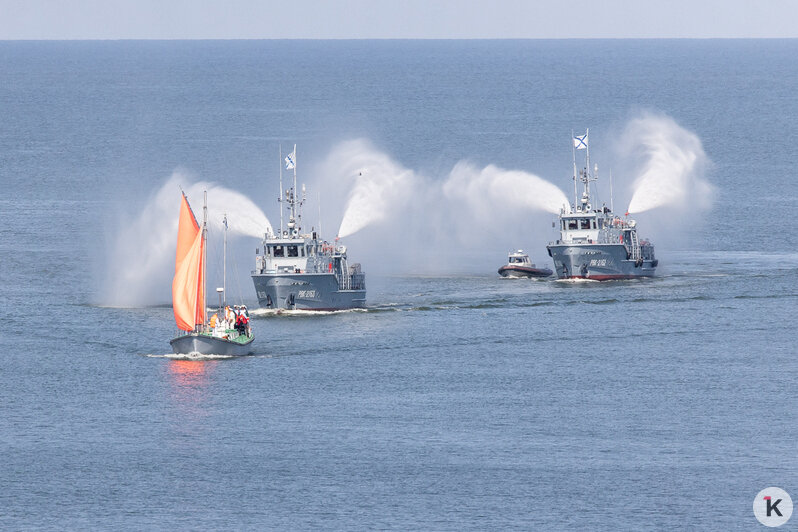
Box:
[573, 132, 588, 150]
[284, 147, 296, 170]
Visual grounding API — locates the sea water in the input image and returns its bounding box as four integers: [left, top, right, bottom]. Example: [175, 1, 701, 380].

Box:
[0, 40, 796, 530]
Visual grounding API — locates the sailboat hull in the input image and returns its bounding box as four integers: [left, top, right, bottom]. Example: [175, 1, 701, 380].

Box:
[170, 333, 254, 357]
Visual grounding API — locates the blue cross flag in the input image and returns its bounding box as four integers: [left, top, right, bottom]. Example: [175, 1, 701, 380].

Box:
[573, 132, 588, 150]
[285, 148, 296, 170]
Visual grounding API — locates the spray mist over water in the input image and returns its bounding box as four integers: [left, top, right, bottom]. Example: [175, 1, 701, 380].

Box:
[101, 171, 272, 307]
[322, 140, 569, 272]
[623, 113, 714, 214]
[443, 162, 568, 216]
[325, 140, 568, 241]
[322, 113, 713, 273]
[331, 141, 568, 240]
[331, 140, 419, 238]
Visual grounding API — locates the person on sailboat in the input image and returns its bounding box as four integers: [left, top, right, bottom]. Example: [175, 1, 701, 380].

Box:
[225, 305, 234, 329]
[235, 310, 245, 336]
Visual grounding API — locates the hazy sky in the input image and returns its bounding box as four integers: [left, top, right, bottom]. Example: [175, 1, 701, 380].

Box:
[2, 0, 797, 39]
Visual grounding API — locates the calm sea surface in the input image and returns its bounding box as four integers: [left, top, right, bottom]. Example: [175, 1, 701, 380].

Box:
[0, 40, 796, 530]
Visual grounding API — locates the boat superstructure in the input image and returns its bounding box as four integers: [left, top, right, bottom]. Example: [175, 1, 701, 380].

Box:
[498, 250, 553, 278]
[251, 145, 366, 310]
[546, 130, 658, 280]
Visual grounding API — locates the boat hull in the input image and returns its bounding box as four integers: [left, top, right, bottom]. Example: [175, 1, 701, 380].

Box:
[546, 243, 657, 280]
[498, 265, 553, 278]
[170, 333, 254, 356]
[252, 272, 366, 310]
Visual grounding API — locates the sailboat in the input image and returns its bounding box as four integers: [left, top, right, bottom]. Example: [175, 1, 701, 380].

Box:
[170, 190, 255, 356]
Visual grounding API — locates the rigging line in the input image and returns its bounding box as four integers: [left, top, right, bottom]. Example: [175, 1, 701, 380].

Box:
[231, 245, 245, 306]
[204, 224, 225, 294]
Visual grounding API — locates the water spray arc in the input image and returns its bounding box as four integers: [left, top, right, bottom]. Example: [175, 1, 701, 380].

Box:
[102, 172, 272, 308]
[623, 113, 713, 215]
[324, 113, 711, 274]
[251, 144, 366, 311]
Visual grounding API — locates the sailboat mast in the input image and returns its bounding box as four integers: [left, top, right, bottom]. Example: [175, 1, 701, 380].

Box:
[202, 190, 208, 331]
[223, 213, 227, 307]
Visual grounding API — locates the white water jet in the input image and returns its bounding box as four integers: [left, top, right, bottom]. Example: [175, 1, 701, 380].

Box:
[102, 171, 271, 307]
[331, 140, 419, 238]
[319, 140, 569, 273]
[443, 162, 569, 216]
[624, 113, 714, 214]
[330, 140, 568, 241]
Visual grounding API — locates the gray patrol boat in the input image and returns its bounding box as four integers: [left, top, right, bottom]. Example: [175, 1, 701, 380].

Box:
[251, 145, 366, 310]
[546, 130, 658, 280]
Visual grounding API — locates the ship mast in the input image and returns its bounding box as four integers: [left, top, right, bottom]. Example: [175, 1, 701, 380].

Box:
[278, 144, 284, 236]
[574, 128, 596, 211]
[292, 144, 297, 225]
[571, 129, 578, 209]
[610, 169, 614, 213]
[284, 144, 304, 236]
[584, 127, 591, 202]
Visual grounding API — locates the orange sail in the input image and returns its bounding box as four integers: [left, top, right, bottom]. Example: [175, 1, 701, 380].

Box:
[172, 193, 205, 331]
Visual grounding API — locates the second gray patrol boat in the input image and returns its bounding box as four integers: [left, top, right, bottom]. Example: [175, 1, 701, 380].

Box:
[546, 130, 658, 280]
[251, 145, 366, 310]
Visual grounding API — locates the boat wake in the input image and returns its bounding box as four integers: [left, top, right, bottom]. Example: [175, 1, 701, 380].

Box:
[250, 307, 370, 318]
[145, 353, 238, 361]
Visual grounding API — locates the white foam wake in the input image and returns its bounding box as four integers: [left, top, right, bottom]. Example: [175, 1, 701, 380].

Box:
[146, 353, 236, 360]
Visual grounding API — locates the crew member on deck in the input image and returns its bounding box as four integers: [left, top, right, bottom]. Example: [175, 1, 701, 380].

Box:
[235, 311, 246, 335]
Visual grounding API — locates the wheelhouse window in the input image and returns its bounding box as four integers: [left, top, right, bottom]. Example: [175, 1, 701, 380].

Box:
[287, 245, 299, 257]
[272, 245, 284, 257]
[566, 219, 578, 230]
[579, 218, 592, 230]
